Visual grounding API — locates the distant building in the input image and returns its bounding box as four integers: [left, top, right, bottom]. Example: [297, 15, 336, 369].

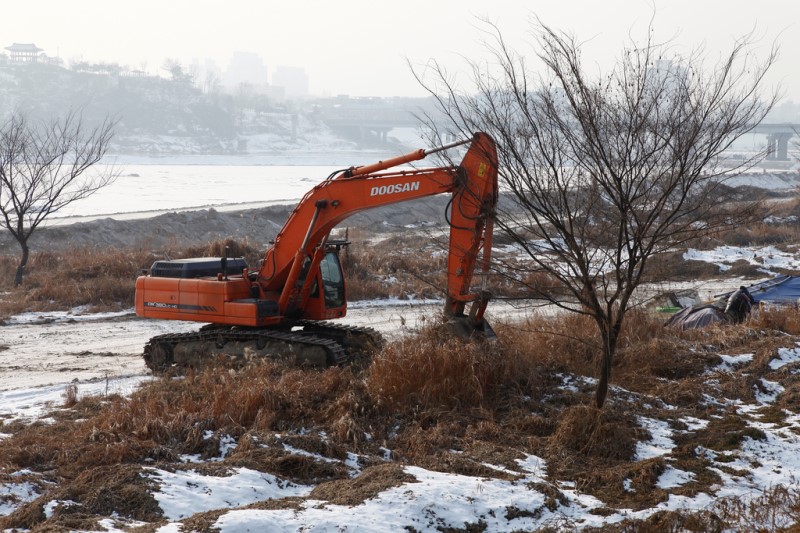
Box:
[272, 66, 309, 99]
[5, 43, 43, 63]
[224, 51, 268, 90]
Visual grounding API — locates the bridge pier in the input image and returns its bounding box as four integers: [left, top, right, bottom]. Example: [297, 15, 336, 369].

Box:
[344, 125, 392, 145]
[766, 132, 794, 161]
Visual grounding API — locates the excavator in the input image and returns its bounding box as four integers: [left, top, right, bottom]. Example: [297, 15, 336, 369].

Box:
[135, 132, 498, 371]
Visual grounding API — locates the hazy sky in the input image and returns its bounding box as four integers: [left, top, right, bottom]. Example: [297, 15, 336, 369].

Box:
[8, 0, 799, 99]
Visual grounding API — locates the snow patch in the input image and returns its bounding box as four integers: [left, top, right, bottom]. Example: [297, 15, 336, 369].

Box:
[715, 353, 754, 372]
[680, 417, 709, 431]
[0, 481, 39, 516]
[770, 346, 800, 370]
[635, 417, 675, 460]
[148, 467, 312, 521]
[44, 499, 78, 518]
[755, 378, 784, 404]
[4, 307, 135, 325]
[211, 465, 561, 532]
[348, 297, 443, 309]
[684, 246, 800, 274]
[0, 376, 150, 422]
[657, 466, 695, 489]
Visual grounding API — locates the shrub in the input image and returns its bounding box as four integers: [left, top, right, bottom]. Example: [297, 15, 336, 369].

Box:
[0, 238, 260, 317]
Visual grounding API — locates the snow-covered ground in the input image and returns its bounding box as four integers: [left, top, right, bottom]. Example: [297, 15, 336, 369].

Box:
[0, 267, 798, 530]
[685, 244, 800, 275]
[142, 382, 800, 532]
[0, 299, 535, 393]
[4, 330, 800, 531]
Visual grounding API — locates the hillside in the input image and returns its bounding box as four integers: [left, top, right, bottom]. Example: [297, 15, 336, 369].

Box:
[0, 61, 424, 157]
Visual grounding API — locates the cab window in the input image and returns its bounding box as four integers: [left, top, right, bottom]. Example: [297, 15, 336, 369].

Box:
[319, 251, 345, 308]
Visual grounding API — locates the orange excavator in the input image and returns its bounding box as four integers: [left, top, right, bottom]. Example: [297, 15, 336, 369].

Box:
[135, 132, 498, 371]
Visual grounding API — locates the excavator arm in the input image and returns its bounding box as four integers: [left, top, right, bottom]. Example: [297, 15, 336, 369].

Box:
[257, 132, 498, 330]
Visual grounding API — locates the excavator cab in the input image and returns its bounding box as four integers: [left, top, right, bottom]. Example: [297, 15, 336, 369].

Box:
[298, 247, 347, 320]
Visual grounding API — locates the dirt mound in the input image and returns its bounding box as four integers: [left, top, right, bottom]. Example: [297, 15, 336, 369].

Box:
[0, 197, 450, 253]
[310, 463, 417, 506]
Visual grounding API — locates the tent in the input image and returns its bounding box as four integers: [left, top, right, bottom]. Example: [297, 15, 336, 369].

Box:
[664, 304, 729, 330]
[666, 275, 800, 330]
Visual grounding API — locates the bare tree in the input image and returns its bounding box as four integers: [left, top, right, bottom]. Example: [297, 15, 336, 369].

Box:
[0, 111, 117, 285]
[417, 20, 778, 407]
[162, 58, 194, 84]
[202, 70, 223, 95]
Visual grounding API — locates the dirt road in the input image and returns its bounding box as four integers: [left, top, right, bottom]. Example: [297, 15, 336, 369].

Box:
[0, 300, 533, 393]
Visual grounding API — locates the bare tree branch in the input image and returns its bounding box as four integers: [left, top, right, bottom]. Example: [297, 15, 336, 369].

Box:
[414, 17, 778, 407]
[0, 110, 118, 285]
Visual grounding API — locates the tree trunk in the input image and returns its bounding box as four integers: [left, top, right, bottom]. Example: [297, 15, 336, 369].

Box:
[14, 241, 29, 286]
[594, 326, 619, 408]
[595, 350, 612, 408]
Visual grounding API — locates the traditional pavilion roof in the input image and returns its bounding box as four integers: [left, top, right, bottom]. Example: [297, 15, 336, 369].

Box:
[5, 43, 43, 53]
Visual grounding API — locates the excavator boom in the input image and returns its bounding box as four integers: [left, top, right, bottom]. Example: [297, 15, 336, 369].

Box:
[257, 133, 497, 299]
[135, 132, 498, 371]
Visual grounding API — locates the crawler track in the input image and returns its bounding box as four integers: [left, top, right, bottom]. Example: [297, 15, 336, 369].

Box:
[294, 320, 385, 355]
[143, 322, 384, 373]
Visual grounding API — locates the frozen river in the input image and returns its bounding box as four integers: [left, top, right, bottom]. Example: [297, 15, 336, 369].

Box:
[51, 163, 342, 222]
[49, 149, 429, 223]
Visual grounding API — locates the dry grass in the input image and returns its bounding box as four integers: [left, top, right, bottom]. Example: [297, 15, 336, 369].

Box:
[5, 227, 800, 527]
[309, 463, 417, 506]
[341, 233, 448, 301]
[720, 221, 800, 248]
[0, 235, 495, 318]
[182, 236, 263, 265]
[366, 324, 538, 412]
[713, 482, 800, 531]
[3, 311, 800, 529]
[0, 239, 263, 319]
[0, 247, 155, 318]
[7, 222, 794, 322]
[751, 305, 800, 335]
[61, 384, 79, 408]
[603, 482, 800, 532]
[549, 404, 644, 461]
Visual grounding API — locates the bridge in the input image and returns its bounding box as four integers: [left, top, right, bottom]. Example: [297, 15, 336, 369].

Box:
[316, 104, 431, 143]
[750, 123, 799, 161]
[318, 99, 800, 161]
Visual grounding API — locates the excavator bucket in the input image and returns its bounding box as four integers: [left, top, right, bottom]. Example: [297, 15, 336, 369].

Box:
[445, 316, 498, 341]
[443, 289, 497, 340]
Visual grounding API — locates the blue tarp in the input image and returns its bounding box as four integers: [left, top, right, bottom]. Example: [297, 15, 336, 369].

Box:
[741, 275, 800, 305]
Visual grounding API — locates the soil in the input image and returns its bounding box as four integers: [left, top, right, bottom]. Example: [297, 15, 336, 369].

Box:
[0, 196, 452, 253]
